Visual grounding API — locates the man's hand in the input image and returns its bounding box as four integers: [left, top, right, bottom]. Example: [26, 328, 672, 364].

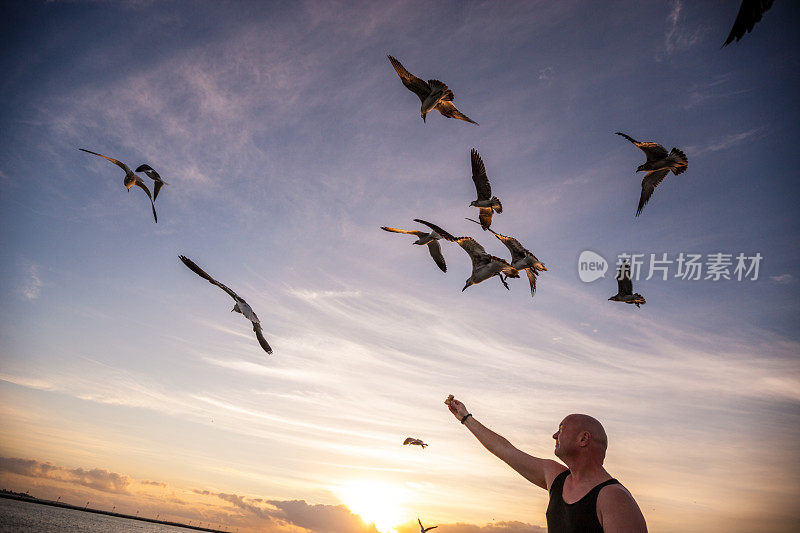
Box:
[446, 395, 469, 420]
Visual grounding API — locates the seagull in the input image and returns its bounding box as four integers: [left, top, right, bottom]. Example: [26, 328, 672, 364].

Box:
[178, 255, 273, 354]
[414, 219, 519, 291]
[468, 149, 502, 230]
[387, 55, 478, 125]
[465, 219, 546, 296]
[723, 0, 774, 46]
[381, 225, 447, 272]
[79, 149, 158, 223]
[403, 437, 428, 449]
[418, 518, 438, 532]
[615, 132, 688, 216]
[135, 164, 169, 201]
[609, 262, 645, 308]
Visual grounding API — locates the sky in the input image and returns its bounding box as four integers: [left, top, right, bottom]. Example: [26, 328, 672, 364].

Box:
[0, 0, 799, 532]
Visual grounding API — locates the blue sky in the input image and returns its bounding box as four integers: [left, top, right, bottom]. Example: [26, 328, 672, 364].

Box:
[1, 1, 799, 532]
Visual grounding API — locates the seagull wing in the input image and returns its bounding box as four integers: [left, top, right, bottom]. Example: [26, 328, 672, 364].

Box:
[80, 148, 133, 175]
[413, 219, 457, 241]
[478, 207, 494, 231]
[427, 240, 447, 272]
[135, 164, 162, 180]
[178, 255, 242, 302]
[636, 168, 669, 217]
[133, 179, 158, 223]
[152, 180, 164, 201]
[424, 527, 438, 532]
[615, 133, 668, 162]
[387, 55, 430, 102]
[381, 226, 426, 237]
[457, 237, 490, 269]
[526, 268, 538, 296]
[252, 321, 273, 355]
[435, 100, 478, 124]
[723, 0, 774, 46]
[617, 263, 633, 295]
[471, 149, 491, 200]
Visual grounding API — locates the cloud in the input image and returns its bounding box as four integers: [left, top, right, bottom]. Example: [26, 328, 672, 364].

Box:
[689, 128, 762, 154]
[18, 260, 42, 300]
[661, 1, 704, 58]
[537, 67, 553, 81]
[140, 480, 167, 487]
[770, 274, 794, 284]
[0, 457, 131, 494]
[266, 499, 380, 533]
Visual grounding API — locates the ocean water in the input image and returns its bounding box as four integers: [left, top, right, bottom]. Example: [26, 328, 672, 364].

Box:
[0, 498, 200, 533]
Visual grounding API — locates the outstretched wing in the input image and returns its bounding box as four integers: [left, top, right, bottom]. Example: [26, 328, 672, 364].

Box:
[471, 148, 491, 200]
[387, 55, 430, 102]
[435, 100, 478, 125]
[133, 179, 158, 223]
[615, 132, 668, 162]
[252, 322, 273, 355]
[427, 240, 447, 272]
[135, 164, 162, 180]
[178, 255, 242, 302]
[616, 263, 633, 295]
[526, 268, 539, 296]
[636, 168, 669, 217]
[79, 148, 133, 175]
[413, 219, 457, 241]
[457, 237, 490, 269]
[723, 0, 774, 46]
[478, 207, 493, 231]
[381, 226, 426, 237]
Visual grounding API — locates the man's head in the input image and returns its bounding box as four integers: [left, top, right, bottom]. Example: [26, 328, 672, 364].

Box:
[552, 414, 608, 463]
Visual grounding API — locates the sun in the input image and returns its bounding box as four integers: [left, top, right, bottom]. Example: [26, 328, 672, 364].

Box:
[336, 480, 407, 533]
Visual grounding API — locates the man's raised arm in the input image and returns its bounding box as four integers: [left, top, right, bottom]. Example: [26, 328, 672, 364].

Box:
[446, 396, 566, 490]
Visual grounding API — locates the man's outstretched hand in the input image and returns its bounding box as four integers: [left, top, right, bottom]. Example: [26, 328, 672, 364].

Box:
[445, 394, 469, 420]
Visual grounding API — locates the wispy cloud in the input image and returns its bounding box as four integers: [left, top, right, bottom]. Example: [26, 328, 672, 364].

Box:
[690, 127, 762, 154]
[17, 259, 43, 300]
[770, 274, 794, 284]
[661, 1, 704, 58]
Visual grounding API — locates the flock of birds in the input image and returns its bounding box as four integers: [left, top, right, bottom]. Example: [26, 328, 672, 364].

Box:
[71, 2, 773, 528]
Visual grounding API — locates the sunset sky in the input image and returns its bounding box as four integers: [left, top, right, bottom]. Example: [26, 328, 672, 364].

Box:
[1, 1, 799, 532]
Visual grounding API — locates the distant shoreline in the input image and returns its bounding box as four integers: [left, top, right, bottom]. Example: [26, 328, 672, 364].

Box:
[0, 491, 229, 532]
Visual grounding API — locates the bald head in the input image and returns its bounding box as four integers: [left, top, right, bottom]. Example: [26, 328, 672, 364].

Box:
[553, 414, 608, 463]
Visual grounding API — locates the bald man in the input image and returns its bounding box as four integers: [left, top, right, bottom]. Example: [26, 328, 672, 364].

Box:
[447, 398, 647, 532]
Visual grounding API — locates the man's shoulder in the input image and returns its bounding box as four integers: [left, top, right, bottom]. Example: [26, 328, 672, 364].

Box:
[597, 482, 647, 532]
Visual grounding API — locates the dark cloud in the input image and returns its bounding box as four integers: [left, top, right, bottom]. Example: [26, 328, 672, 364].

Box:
[396, 521, 546, 533]
[267, 500, 380, 533]
[140, 480, 167, 487]
[0, 457, 130, 494]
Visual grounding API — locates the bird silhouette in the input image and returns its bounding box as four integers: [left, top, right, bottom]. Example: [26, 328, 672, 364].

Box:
[179, 255, 273, 354]
[388, 55, 478, 125]
[79, 149, 158, 223]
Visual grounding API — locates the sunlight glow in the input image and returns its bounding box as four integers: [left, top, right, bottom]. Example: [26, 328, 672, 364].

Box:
[336, 480, 407, 533]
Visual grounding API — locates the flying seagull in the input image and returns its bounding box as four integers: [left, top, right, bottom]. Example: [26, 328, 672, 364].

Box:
[381, 225, 447, 272]
[418, 518, 438, 532]
[79, 149, 158, 223]
[387, 55, 478, 125]
[615, 132, 688, 216]
[178, 255, 273, 354]
[403, 437, 428, 449]
[468, 149, 502, 230]
[466, 219, 546, 296]
[609, 262, 645, 308]
[723, 0, 774, 46]
[414, 219, 519, 291]
[135, 164, 169, 201]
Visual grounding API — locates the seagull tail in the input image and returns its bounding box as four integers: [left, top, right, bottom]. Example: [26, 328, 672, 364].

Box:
[492, 197, 503, 213]
[669, 148, 688, 175]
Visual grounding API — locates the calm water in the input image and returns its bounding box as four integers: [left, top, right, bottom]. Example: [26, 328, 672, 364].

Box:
[0, 498, 199, 533]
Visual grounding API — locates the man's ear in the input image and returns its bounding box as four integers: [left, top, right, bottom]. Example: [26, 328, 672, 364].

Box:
[579, 431, 591, 447]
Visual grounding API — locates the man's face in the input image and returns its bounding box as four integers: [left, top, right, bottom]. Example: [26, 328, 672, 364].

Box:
[552, 417, 576, 459]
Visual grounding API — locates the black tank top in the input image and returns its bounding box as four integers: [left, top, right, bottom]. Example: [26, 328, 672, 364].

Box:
[546, 470, 621, 533]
